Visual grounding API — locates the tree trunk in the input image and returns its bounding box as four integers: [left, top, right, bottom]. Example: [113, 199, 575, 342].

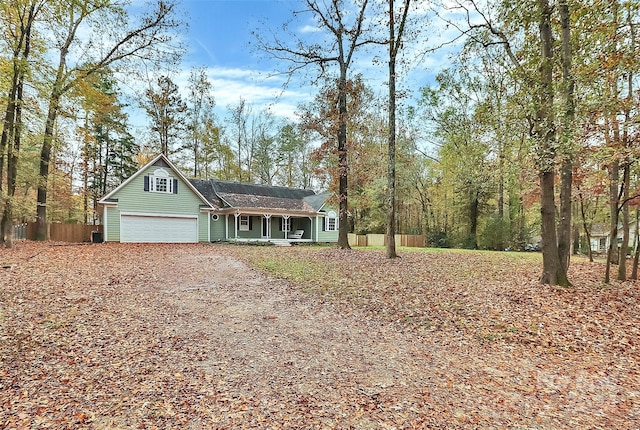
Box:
[557, 0, 574, 272]
[578, 188, 594, 262]
[4, 60, 26, 249]
[36, 92, 61, 241]
[537, 0, 569, 286]
[386, 0, 398, 259]
[1, 1, 37, 247]
[540, 171, 568, 285]
[605, 158, 620, 284]
[572, 201, 580, 255]
[558, 158, 573, 269]
[469, 194, 479, 249]
[631, 208, 640, 279]
[618, 7, 635, 280]
[0, 78, 18, 244]
[618, 163, 630, 280]
[336, 73, 351, 249]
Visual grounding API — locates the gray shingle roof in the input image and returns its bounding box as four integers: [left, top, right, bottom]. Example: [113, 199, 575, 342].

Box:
[188, 180, 223, 209]
[188, 179, 326, 213]
[303, 193, 330, 211]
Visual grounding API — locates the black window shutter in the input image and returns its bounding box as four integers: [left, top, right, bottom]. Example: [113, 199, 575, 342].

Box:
[173, 179, 178, 194]
[143, 176, 149, 191]
[249, 216, 253, 230]
[279, 218, 283, 231]
[322, 217, 326, 231]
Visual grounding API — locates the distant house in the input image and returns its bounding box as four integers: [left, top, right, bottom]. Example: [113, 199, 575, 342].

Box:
[98, 154, 339, 244]
[589, 224, 610, 252]
[589, 223, 638, 253]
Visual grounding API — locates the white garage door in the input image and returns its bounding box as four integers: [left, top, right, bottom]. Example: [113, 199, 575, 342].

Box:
[120, 214, 198, 243]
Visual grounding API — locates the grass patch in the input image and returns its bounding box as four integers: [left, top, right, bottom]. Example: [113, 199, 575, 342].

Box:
[256, 258, 322, 283]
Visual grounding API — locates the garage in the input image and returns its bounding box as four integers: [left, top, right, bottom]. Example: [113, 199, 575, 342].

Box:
[120, 213, 198, 243]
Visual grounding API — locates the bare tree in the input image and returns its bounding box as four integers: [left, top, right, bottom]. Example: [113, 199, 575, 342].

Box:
[385, 0, 411, 259]
[228, 98, 250, 182]
[256, 0, 374, 249]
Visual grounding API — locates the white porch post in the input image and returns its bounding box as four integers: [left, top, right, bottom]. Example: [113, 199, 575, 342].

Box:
[283, 215, 290, 239]
[264, 214, 271, 239]
[234, 211, 240, 240]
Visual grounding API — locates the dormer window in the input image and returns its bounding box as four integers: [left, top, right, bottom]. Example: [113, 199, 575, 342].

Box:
[144, 168, 178, 194]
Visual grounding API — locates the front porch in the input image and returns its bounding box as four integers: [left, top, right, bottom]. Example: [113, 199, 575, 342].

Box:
[228, 237, 313, 246]
[225, 212, 316, 242]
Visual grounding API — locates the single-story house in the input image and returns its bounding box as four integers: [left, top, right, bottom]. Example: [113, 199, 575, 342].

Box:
[590, 222, 638, 253]
[98, 153, 339, 244]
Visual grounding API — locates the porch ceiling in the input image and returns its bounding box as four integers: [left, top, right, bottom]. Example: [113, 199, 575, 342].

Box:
[215, 208, 318, 217]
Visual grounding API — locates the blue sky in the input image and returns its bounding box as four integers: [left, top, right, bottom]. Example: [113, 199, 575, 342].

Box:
[130, 0, 460, 128]
[179, 0, 318, 120]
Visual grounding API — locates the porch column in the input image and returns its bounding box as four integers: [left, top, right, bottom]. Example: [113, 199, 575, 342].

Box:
[264, 214, 272, 239]
[234, 211, 240, 240]
[283, 215, 290, 239]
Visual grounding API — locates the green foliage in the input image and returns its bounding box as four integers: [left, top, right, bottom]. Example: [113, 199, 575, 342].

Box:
[426, 230, 450, 248]
[141, 75, 187, 156]
[478, 215, 510, 251]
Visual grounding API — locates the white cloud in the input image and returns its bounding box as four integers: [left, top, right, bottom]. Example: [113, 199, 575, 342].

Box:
[298, 24, 321, 34]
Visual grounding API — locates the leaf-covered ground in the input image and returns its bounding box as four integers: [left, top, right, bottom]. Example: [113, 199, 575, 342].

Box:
[1, 242, 638, 429]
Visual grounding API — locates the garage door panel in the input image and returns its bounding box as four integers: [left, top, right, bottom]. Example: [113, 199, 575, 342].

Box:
[121, 215, 197, 243]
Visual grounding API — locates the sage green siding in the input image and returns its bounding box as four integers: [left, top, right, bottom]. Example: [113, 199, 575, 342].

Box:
[198, 212, 209, 242]
[317, 206, 339, 242]
[226, 215, 261, 239]
[112, 165, 203, 215]
[210, 215, 226, 241]
[107, 164, 208, 242]
[105, 206, 120, 242]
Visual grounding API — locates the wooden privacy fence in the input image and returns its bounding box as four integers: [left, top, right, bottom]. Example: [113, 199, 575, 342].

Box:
[348, 233, 425, 248]
[23, 223, 103, 243]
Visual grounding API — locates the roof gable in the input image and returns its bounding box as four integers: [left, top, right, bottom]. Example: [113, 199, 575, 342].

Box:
[98, 154, 213, 208]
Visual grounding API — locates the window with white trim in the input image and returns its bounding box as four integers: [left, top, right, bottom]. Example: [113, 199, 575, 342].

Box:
[149, 168, 175, 194]
[324, 210, 338, 231]
[281, 217, 291, 232]
[239, 215, 250, 231]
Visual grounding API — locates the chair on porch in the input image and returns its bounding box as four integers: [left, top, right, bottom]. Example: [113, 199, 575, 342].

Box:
[289, 229, 304, 239]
